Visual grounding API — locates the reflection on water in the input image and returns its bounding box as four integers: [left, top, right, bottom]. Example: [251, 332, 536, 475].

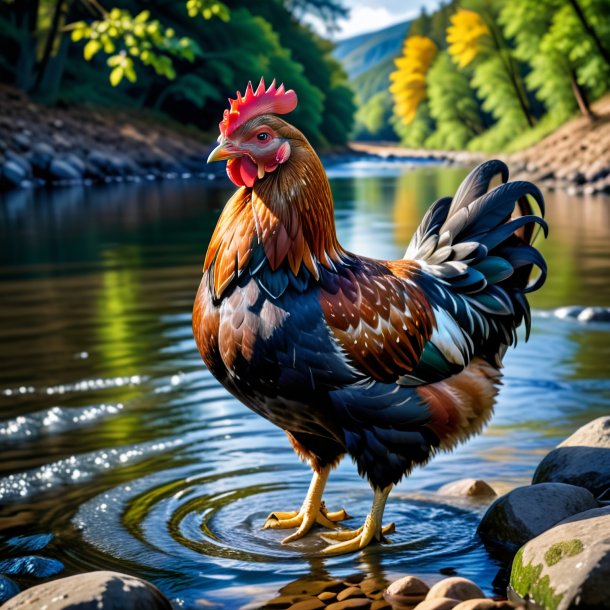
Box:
[0, 162, 609, 608]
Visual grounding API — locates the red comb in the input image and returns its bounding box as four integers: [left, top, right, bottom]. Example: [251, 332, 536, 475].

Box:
[219, 77, 298, 137]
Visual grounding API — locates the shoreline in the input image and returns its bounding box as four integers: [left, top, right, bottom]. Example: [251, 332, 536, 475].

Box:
[2, 85, 609, 196]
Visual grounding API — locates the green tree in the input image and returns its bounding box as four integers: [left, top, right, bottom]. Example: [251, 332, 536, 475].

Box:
[425, 51, 484, 149]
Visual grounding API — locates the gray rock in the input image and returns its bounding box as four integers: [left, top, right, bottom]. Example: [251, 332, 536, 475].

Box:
[63, 154, 86, 177]
[0, 570, 172, 609]
[0, 575, 20, 604]
[553, 306, 584, 320]
[437, 479, 497, 500]
[1, 160, 27, 188]
[509, 506, 610, 610]
[49, 159, 81, 181]
[533, 416, 610, 497]
[29, 143, 55, 173]
[478, 482, 598, 553]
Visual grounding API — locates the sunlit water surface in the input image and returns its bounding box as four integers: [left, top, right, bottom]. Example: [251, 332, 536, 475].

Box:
[0, 160, 609, 608]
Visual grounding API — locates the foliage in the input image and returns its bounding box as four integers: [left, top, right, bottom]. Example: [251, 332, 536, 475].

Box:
[0, 0, 355, 149]
[390, 36, 437, 125]
[392, 102, 434, 148]
[69, 8, 204, 85]
[447, 9, 490, 68]
[426, 51, 484, 149]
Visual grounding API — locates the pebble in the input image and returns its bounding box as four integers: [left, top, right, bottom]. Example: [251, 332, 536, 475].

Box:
[318, 592, 337, 601]
[337, 587, 366, 601]
[437, 479, 497, 499]
[289, 598, 326, 610]
[414, 598, 460, 610]
[426, 577, 485, 602]
[326, 599, 371, 610]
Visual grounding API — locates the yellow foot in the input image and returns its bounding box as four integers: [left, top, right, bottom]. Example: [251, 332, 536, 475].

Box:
[263, 502, 351, 544]
[320, 518, 395, 555]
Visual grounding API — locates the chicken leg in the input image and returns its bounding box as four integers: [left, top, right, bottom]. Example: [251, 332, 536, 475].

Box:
[320, 485, 394, 554]
[263, 464, 350, 543]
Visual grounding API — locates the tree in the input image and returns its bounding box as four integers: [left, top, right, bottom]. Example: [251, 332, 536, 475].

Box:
[425, 51, 484, 149]
[390, 35, 437, 125]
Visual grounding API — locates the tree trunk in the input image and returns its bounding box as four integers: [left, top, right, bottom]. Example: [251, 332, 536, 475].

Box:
[568, 0, 610, 67]
[13, 0, 40, 91]
[570, 69, 595, 121]
[33, 0, 67, 94]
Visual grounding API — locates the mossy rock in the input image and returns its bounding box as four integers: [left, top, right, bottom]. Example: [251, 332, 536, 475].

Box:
[509, 507, 610, 610]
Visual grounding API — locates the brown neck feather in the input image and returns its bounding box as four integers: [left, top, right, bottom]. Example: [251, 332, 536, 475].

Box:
[203, 139, 343, 299]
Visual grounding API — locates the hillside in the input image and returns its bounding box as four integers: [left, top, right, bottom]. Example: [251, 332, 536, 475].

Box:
[333, 20, 409, 104]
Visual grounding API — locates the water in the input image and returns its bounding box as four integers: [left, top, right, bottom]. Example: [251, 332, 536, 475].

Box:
[0, 161, 609, 608]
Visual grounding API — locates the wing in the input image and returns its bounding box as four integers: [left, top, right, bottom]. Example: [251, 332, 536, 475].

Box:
[318, 256, 439, 384]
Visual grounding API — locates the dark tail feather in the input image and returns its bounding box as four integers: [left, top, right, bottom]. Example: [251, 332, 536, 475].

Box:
[407, 159, 547, 348]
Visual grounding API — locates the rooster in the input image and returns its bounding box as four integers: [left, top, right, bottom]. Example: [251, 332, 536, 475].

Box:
[193, 78, 547, 554]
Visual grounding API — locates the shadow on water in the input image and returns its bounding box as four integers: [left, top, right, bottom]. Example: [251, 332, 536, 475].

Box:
[0, 161, 609, 608]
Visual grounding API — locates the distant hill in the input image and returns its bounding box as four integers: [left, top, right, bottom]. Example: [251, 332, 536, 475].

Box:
[333, 20, 410, 103]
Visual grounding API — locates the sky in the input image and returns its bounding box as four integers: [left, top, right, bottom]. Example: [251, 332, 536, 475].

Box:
[333, 0, 443, 39]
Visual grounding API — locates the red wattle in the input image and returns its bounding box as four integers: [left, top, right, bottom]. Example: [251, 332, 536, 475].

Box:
[226, 158, 244, 187]
[239, 156, 258, 188]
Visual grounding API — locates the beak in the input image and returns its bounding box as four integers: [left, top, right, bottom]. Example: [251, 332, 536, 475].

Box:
[207, 138, 240, 163]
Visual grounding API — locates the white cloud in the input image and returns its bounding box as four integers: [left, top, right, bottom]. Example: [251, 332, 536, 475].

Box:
[335, 6, 412, 39]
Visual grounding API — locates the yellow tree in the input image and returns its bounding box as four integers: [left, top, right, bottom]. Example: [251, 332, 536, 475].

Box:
[390, 35, 438, 125]
[447, 7, 535, 127]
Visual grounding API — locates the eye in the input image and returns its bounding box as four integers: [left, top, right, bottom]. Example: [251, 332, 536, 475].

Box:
[257, 132, 270, 142]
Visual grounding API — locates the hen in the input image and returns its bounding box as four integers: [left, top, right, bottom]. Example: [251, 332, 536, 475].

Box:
[193, 78, 547, 554]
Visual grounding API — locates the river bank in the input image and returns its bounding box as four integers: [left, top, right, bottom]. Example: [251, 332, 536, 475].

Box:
[0, 85, 222, 190]
[351, 94, 610, 196]
[2, 85, 609, 195]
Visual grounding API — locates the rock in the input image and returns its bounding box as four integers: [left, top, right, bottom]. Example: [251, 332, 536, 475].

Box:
[553, 306, 584, 320]
[49, 159, 81, 181]
[509, 506, 610, 610]
[452, 600, 520, 610]
[337, 587, 366, 601]
[426, 578, 485, 602]
[318, 591, 337, 601]
[0, 570, 172, 609]
[384, 575, 429, 606]
[1, 159, 27, 188]
[533, 416, 610, 497]
[414, 598, 460, 610]
[289, 598, 326, 610]
[577, 307, 610, 323]
[326, 599, 371, 610]
[5, 151, 32, 178]
[12, 132, 31, 151]
[370, 602, 391, 610]
[437, 479, 497, 499]
[280, 579, 344, 597]
[63, 154, 86, 177]
[29, 143, 55, 174]
[0, 575, 20, 604]
[478, 482, 598, 552]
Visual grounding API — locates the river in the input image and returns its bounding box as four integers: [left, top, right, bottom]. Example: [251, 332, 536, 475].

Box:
[0, 159, 609, 608]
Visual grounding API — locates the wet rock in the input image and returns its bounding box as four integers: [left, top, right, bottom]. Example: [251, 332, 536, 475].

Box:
[1, 160, 27, 188]
[437, 479, 497, 499]
[326, 599, 371, 610]
[0, 570, 172, 609]
[509, 506, 610, 610]
[266, 595, 311, 608]
[553, 306, 584, 320]
[478, 482, 598, 553]
[5, 151, 32, 178]
[384, 575, 429, 606]
[319, 591, 337, 601]
[63, 154, 86, 177]
[452, 600, 519, 610]
[280, 579, 343, 597]
[414, 598, 460, 610]
[577, 307, 610, 323]
[370, 601, 391, 610]
[29, 143, 55, 174]
[289, 598, 326, 610]
[426, 578, 485, 602]
[12, 132, 31, 151]
[337, 587, 366, 601]
[5, 533, 53, 552]
[533, 416, 610, 497]
[0, 575, 20, 605]
[49, 159, 81, 181]
[359, 578, 385, 598]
